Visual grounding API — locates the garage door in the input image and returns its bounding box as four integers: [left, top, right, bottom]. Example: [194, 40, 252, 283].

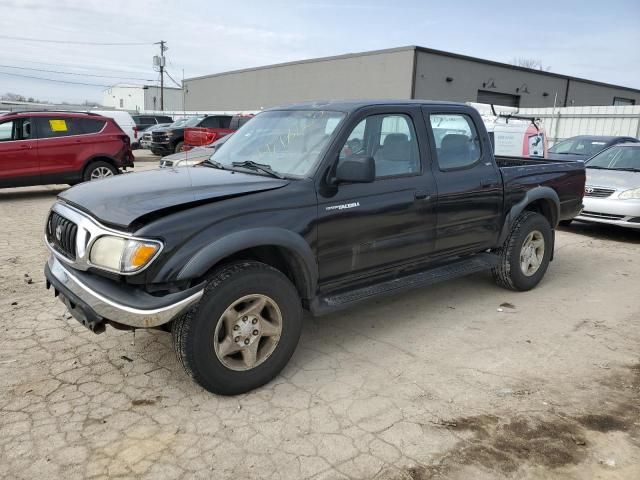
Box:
[477, 90, 521, 107]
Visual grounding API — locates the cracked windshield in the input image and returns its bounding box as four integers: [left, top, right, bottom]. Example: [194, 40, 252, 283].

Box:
[211, 110, 345, 177]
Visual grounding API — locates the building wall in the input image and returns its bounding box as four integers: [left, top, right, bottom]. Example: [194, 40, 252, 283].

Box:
[565, 80, 640, 107]
[143, 86, 184, 111]
[103, 86, 145, 111]
[413, 50, 640, 107]
[184, 49, 415, 110]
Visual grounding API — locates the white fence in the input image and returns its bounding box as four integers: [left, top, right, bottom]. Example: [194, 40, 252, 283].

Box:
[518, 105, 640, 145]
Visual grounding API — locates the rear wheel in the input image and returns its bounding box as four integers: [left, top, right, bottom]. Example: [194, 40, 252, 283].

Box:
[172, 261, 303, 395]
[492, 211, 552, 291]
[174, 141, 185, 153]
[83, 161, 117, 182]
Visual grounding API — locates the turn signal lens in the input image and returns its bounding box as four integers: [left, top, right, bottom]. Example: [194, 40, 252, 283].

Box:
[121, 241, 161, 272]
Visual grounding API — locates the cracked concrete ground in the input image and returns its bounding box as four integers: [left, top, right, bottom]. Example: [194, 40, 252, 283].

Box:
[1, 168, 639, 479]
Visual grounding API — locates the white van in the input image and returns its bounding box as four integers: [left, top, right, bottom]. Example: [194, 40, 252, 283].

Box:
[469, 103, 548, 158]
[90, 110, 137, 146]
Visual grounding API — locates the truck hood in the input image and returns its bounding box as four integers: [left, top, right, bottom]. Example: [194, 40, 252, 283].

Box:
[59, 166, 289, 229]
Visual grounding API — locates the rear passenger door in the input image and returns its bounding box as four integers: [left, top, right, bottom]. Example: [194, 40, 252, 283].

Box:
[421, 106, 502, 254]
[34, 116, 84, 182]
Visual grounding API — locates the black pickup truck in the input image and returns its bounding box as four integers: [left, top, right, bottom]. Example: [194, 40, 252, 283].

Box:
[44, 100, 585, 395]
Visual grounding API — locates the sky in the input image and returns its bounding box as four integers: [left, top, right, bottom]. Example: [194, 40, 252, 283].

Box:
[0, 0, 639, 104]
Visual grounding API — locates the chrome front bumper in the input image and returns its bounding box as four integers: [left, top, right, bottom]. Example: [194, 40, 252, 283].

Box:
[45, 255, 203, 330]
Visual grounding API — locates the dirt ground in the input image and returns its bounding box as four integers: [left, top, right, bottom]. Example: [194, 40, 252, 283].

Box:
[1, 165, 639, 479]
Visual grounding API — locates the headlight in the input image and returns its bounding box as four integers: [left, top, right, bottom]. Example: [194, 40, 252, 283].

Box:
[165, 131, 174, 137]
[89, 236, 162, 273]
[619, 187, 640, 200]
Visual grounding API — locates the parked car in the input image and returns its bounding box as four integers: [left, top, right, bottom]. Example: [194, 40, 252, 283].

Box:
[0, 110, 133, 188]
[565, 143, 640, 229]
[150, 115, 232, 156]
[159, 134, 232, 168]
[548, 135, 638, 161]
[140, 123, 172, 149]
[44, 100, 585, 395]
[90, 110, 137, 148]
[183, 114, 253, 150]
[131, 114, 173, 148]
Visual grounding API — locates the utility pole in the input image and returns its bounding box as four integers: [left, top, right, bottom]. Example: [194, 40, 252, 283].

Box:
[153, 40, 167, 111]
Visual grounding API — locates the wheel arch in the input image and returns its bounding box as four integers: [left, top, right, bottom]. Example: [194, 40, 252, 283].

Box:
[176, 228, 317, 300]
[498, 187, 560, 245]
[82, 155, 119, 176]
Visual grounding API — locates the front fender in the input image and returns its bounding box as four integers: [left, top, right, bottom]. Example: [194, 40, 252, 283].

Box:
[175, 227, 318, 297]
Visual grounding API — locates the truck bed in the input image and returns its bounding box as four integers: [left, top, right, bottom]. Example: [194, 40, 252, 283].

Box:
[496, 155, 586, 223]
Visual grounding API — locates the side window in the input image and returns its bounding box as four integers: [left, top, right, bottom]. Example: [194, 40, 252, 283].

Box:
[35, 117, 81, 139]
[430, 114, 481, 170]
[339, 114, 420, 178]
[201, 117, 222, 128]
[219, 116, 232, 128]
[0, 119, 32, 141]
[0, 120, 15, 141]
[79, 119, 106, 134]
[140, 116, 155, 124]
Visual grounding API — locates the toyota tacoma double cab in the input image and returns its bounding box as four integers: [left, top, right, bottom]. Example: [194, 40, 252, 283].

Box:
[44, 100, 585, 395]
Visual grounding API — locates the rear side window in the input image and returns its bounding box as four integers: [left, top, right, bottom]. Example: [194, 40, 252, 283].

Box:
[430, 114, 481, 170]
[200, 116, 232, 128]
[157, 116, 173, 123]
[79, 118, 106, 134]
[34, 117, 81, 138]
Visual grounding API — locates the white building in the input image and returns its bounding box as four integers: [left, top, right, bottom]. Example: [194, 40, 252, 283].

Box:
[103, 84, 184, 112]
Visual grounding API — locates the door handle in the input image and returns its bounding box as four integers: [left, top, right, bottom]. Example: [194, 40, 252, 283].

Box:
[480, 179, 494, 188]
[414, 190, 430, 200]
[20, 144, 31, 149]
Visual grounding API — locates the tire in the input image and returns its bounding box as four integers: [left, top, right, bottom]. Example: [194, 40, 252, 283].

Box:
[559, 219, 573, 227]
[172, 261, 303, 395]
[83, 161, 117, 182]
[174, 141, 185, 154]
[492, 211, 552, 292]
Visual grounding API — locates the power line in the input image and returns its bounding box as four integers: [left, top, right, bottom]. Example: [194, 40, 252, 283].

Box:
[0, 64, 156, 81]
[0, 35, 151, 46]
[0, 57, 154, 75]
[0, 70, 148, 88]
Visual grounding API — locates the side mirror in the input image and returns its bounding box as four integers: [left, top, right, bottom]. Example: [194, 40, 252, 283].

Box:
[335, 155, 375, 183]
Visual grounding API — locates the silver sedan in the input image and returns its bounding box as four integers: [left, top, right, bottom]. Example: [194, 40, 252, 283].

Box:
[573, 143, 640, 229]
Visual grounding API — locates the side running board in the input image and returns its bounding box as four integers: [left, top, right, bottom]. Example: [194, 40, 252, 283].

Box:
[312, 252, 499, 316]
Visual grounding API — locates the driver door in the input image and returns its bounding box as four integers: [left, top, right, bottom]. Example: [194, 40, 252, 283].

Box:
[316, 106, 437, 289]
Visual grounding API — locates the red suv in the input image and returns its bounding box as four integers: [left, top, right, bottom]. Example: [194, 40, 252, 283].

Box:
[0, 111, 134, 188]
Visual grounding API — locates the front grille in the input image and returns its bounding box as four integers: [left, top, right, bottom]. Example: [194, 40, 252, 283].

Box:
[585, 186, 615, 198]
[580, 211, 625, 221]
[152, 132, 168, 142]
[46, 212, 78, 260]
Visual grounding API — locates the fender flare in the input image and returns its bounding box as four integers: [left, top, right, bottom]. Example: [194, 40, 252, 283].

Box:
[498, 186, 560, 245]
[176, 227, 318, 298]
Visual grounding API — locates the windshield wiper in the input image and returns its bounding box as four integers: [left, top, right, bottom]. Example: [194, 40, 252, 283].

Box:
[585, 165, 607, 169]
[202, 158, 227, 170]
[609, 167, 640, 172]
[231, 160, 284, 179]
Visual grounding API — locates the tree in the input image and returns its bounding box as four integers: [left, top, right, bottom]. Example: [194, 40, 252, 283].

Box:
[510, 58, 551, 72]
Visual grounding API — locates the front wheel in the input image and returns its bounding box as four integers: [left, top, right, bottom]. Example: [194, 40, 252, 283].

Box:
[172, 261, 303, 395]
[174, 141, 185, 153]
[492, 211, 552, 291]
